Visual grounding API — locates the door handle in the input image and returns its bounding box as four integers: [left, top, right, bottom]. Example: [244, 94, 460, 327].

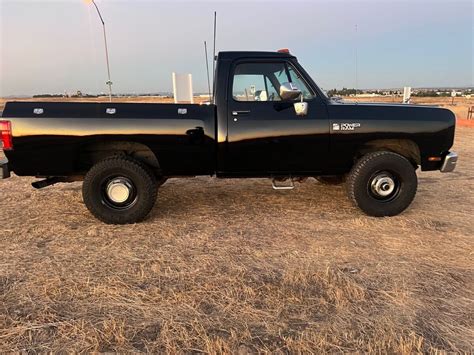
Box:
[232, 110, 251, 116]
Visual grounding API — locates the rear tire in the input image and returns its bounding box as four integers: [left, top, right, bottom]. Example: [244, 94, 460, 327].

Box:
[346, 151, 417, 217]
[82, 157, 158, 224]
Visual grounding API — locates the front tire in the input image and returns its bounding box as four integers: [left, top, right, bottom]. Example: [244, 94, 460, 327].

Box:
[346, 151, 417, 217]
[83, 157, 158, 224]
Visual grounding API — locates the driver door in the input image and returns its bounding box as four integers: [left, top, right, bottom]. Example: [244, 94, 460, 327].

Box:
[224, 60, 330, 175]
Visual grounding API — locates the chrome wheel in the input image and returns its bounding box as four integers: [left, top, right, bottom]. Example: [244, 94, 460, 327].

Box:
[106, 178, 132, 203]
[368, 171, 400, 201]
[101, 176, 137, 210]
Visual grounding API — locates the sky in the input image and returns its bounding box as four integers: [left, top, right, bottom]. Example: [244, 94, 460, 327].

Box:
[0, 0, 472, 96]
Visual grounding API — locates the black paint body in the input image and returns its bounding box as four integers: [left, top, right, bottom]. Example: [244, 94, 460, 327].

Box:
[2, 51, 456, 178]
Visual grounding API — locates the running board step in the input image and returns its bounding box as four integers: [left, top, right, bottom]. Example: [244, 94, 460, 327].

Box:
[32, 177, 63, 189]
[272, 178, 295, 190]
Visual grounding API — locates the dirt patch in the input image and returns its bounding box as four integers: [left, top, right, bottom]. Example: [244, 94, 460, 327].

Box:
[0, 126, 473, 352]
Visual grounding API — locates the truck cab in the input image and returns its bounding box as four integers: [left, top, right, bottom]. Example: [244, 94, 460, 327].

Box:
[214, 51, 330, 176]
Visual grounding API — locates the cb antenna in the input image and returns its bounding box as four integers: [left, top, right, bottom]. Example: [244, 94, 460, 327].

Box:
[212, 11, 217, 103]
[204, 41, 212, 103]
[355, 24, 359, 102]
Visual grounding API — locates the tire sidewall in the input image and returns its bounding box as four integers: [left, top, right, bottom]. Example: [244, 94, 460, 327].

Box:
[349, 152, 417, 217]
[83, 158, 157, 224]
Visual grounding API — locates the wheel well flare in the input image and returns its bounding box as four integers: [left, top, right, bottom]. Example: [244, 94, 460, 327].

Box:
[358, 139, 421, 166]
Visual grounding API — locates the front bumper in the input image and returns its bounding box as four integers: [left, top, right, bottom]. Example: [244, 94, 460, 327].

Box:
[0, 159, 10, 179]
[440, 152, 458, 173]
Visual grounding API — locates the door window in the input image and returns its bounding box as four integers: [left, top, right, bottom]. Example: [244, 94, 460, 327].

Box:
[232, 62, 314, 102]
[232, 62, 286, 102]
[287, 65, 314, 100]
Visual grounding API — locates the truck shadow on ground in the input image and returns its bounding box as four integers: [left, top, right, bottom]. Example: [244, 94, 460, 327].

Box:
[147, 177, 355, 222]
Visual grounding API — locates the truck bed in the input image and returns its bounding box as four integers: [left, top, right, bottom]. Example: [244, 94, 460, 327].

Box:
[2, 101, 216, 176]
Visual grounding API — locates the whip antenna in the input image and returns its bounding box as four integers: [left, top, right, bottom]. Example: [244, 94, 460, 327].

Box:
[355, 24, 358, 102]
[204, 41, 212, 102]
[212, 11, 217, 103]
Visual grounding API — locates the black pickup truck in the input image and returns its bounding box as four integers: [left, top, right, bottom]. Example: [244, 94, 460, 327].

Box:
[0, 50, 458, 224]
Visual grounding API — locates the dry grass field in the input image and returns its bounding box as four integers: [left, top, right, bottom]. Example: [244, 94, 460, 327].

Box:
[0, 101, 473, 352]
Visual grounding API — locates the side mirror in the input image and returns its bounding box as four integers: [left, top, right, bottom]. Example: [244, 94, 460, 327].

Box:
[294, 102, 308, 116]
[280, 82, 302, 101]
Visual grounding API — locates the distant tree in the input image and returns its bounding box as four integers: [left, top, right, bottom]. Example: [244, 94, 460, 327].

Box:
[327, 89, 338, 97]
[33, 94, 64, 98]
[327, 88, 358, 97]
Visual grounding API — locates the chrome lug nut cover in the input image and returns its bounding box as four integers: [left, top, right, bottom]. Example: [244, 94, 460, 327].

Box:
[371, 174, 396, 197]
[106, 179, 132, 204]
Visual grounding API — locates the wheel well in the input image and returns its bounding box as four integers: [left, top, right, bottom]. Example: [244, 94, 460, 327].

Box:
[77, 141, 161, 173]
[357, 139, 421, 167]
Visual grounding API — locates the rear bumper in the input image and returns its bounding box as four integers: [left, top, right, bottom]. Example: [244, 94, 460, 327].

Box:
[0, 159, 10, 179]
[440, 152, 458, 173]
